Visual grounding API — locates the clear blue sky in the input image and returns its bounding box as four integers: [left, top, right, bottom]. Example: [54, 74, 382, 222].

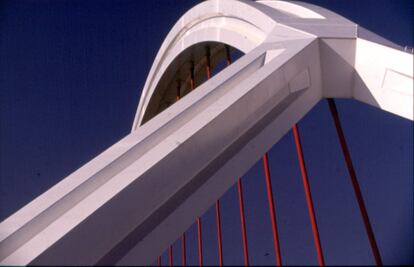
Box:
[0, 0, 412, 265]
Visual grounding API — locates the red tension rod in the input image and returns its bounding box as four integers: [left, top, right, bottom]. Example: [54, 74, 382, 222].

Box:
[225, 45, 232, 66]
[292, 124, 325, 266]
[169, 245, 173, 267]
[262, 153, 283, 266]
[181, 233, 186, 267]
[187, 62, 203, 267]
[206, 49, 212, 80]
[190, 62, 195, 92]
[327, 98, 382, 266]
[175, 82, 187, 267]
[197, 217, 203, 266]
[206, 48, 224, 267]
[215, 200, 223, 266]
[176, 81, 181, 102]
[225, 45, 250, 266]
[237, 178, 250, 266]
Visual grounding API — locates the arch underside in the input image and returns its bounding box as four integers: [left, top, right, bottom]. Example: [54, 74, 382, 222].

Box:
[141, 42, 239, 124]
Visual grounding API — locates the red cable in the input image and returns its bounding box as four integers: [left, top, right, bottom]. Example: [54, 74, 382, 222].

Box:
[206, 51, 211, 80]
[226, 45, 250, 266]
[190, 62, 195, 91]
[176, 82, 181, 101]
[188, 62, 203, 267]
[225, 46, 250, 265]
[205, 49, 224, 266]
[327, 98, 382, 266]
[157, 256, 161, 267]
[169, 245, 173, 267]
[262, 153, 282, 266]
[197, 217, 203, 266]
[237, 178, 249, 266]
[175, 83, 186, 267]
[216, 200, 223, 266]
[224, 46, 250, 265]
[181, 233, 186, 267]
[292, 124, 325, 266]
[225, 45, 232, 65]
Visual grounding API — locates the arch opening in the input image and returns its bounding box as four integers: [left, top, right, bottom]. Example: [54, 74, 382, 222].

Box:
[141, 42, 244, 124]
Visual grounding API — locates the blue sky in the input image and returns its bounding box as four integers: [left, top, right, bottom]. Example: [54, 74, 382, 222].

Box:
[0, 0, 412, 265]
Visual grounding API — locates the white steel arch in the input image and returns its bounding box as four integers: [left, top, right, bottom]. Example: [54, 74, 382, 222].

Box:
[134, 0, 412, 130]
[0, 0, 412, 265]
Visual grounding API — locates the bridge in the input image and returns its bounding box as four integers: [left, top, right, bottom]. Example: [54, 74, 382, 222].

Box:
[0, 0, 412, 265]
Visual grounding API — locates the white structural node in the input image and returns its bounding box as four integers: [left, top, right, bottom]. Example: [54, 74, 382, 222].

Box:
[0, 0, 412, 265]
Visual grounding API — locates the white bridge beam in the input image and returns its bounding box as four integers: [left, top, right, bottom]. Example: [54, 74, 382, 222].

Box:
[0, 37, 322, 266]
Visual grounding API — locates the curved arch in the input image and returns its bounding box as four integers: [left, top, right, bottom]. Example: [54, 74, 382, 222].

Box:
[131, 0, 371, 130]
[140, 41, 242, 124]
[131, 0, 278, 129]
[132, 0, 413, 128]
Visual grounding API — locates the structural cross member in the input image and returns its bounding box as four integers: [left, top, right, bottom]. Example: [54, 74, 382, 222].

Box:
[0, 0, 412, 265]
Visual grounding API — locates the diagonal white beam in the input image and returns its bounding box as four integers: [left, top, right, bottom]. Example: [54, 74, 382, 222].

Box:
[0, 37, 322, 266]
[116, 38, 323, 265]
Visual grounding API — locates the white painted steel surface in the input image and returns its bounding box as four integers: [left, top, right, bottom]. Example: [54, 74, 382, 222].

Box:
[0, 0, 412, 265]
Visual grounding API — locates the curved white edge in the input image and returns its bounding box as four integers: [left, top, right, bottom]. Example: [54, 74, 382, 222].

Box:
[130, 0, 277, 131]
[130, 0, 356, 131]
